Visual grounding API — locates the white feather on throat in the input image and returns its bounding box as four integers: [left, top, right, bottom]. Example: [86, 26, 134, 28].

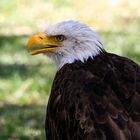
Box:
[44, 21, 104, 70]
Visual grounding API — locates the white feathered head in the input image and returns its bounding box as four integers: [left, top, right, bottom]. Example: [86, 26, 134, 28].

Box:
[27, 20, 104, 68]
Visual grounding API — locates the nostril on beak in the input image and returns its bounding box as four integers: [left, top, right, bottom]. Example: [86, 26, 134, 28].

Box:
[39, 36, 43, 39]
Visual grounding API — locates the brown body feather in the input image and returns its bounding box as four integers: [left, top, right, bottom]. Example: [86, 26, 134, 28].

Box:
[45, 51, 140, 140]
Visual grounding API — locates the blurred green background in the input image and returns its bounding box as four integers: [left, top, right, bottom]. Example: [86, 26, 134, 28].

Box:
[0, 0, 140, 139]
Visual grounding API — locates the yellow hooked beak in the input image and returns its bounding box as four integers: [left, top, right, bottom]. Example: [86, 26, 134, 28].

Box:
[26, 33, 60, 55]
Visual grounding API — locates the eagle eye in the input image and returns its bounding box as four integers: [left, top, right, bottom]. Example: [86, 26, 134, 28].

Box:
[55, 35, 65, 42]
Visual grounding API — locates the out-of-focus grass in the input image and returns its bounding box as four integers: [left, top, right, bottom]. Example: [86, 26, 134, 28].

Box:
[0, 104, 46, 140]
[0, 0, 140, 139]
[101, 31, 140, 64]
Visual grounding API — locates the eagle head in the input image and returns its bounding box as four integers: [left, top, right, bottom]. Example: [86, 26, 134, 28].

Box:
[26, 20, 104, 69]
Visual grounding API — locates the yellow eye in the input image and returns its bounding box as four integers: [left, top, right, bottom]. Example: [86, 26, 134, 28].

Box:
[55, 35, 65, 42]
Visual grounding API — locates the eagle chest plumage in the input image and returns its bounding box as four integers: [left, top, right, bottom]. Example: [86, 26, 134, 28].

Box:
[45, 52, 140, 140]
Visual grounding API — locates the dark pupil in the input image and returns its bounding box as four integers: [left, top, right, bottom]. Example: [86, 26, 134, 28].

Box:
[57, 36, 63, 41]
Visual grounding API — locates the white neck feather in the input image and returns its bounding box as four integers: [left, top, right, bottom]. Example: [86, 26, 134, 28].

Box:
[59, 44, 103, 69]
[47, 39, 104, 70]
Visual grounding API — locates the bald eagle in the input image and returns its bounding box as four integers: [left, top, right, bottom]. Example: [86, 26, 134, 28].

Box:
[26, 21, 140, 140]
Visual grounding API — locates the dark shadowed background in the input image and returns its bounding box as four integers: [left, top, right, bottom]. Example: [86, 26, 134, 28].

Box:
[0, 0, 140, 139]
